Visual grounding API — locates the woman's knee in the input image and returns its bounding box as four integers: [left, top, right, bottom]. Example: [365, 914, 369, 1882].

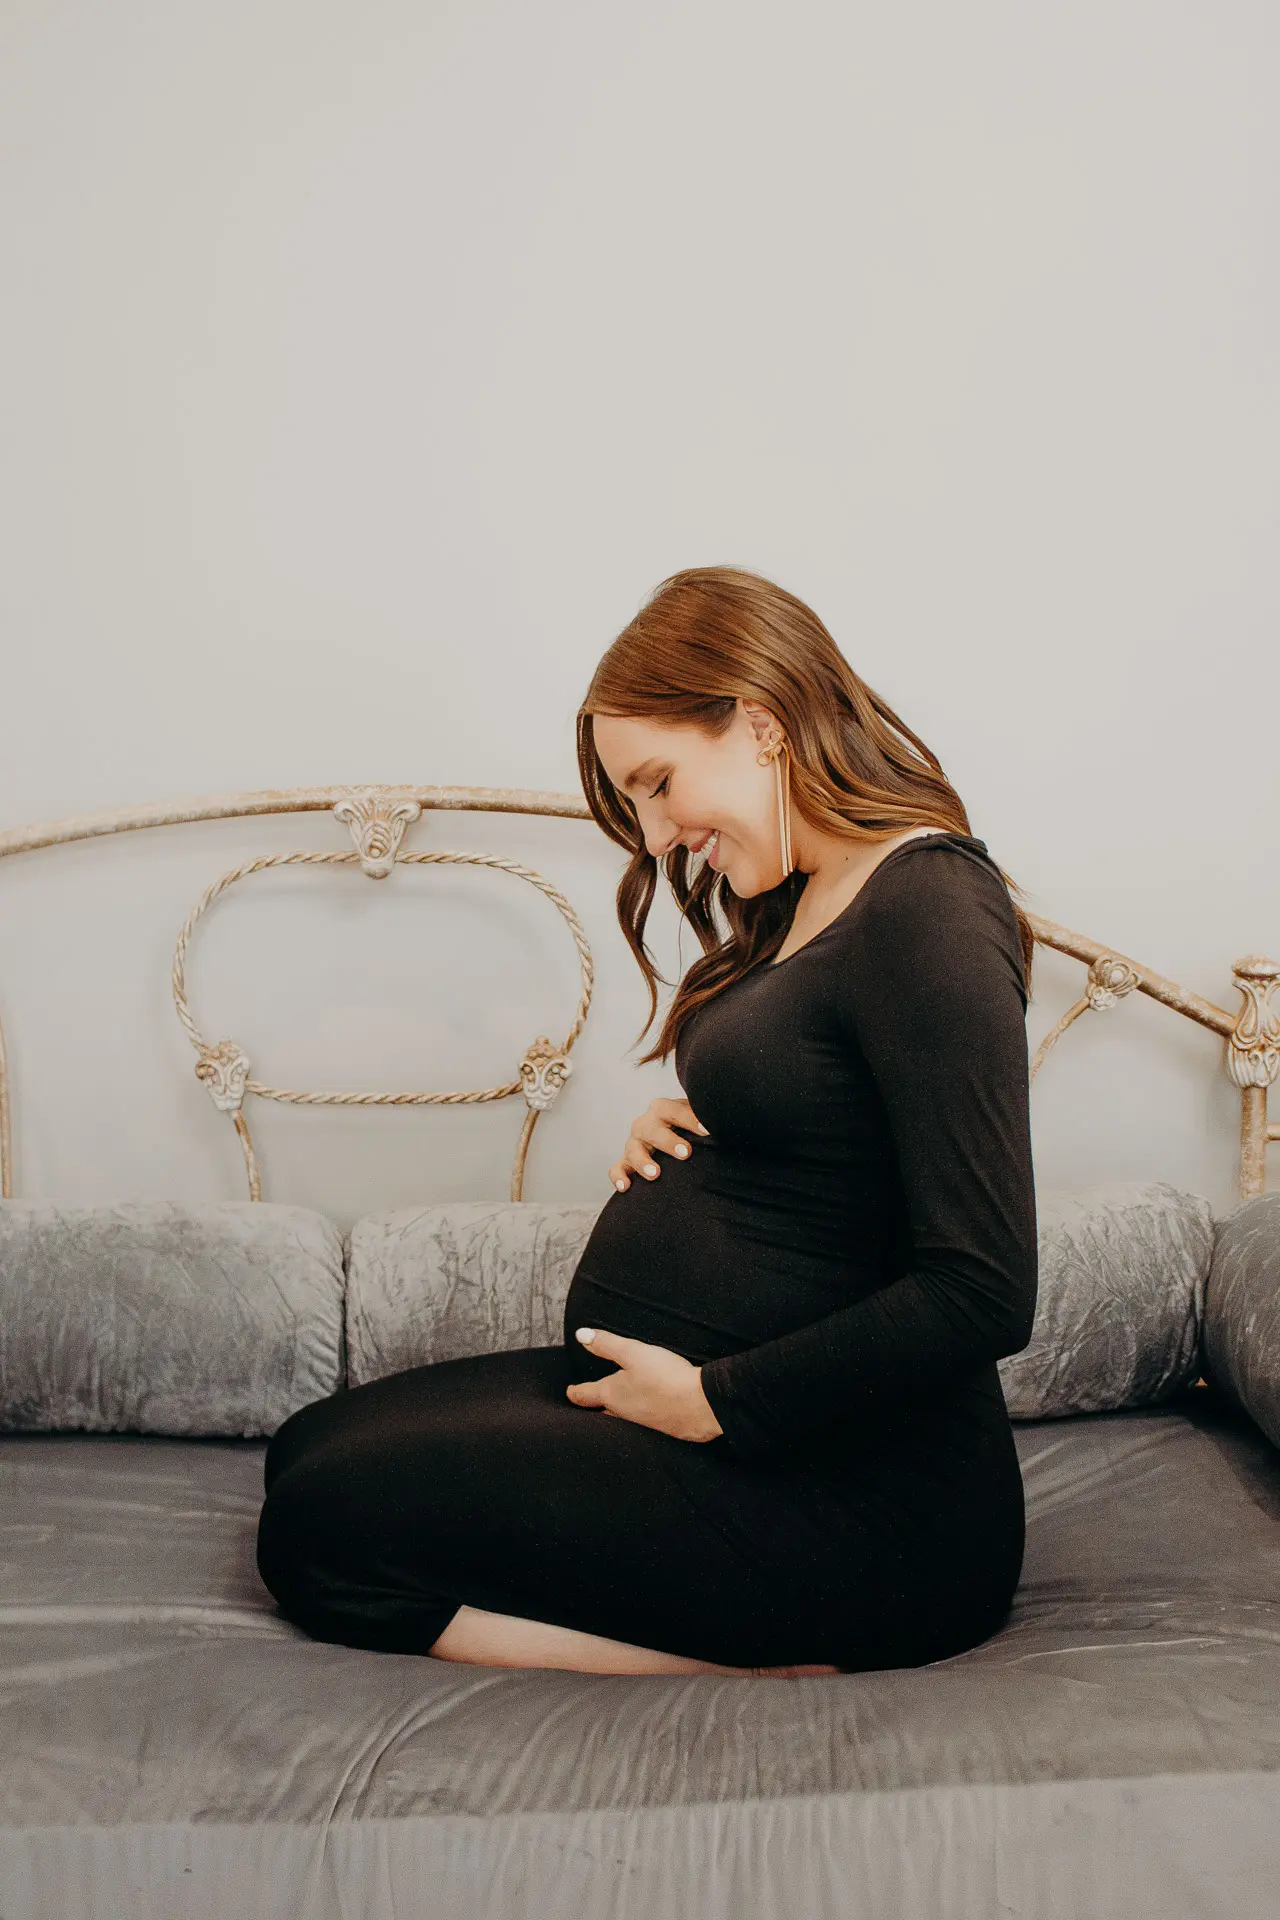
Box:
[256, 1457, 346, 1615]
[262, 1388, 350, 1493]
[256, 1455, 466, 1655]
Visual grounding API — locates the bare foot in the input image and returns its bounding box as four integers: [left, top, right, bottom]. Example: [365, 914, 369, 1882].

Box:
[750, 1662, 843, 1678]
[431, 1604, 750, 1674]
[429, 1606, 842, 1677]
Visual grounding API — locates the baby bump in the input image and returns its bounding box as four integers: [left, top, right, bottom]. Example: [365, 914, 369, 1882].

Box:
[562, 1149, 894, 1359]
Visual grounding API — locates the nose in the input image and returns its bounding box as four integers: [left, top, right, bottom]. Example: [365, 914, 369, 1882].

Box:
[634, 801, 678, 862]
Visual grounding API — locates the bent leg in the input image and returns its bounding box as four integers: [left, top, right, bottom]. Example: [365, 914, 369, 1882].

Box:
[428, 1605, 839, 1675]
[256, 1344, 843, 1669]
[429, 1604, 758, 1673]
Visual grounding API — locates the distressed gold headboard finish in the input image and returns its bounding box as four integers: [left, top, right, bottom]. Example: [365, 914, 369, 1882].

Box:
[0, 784, 1276, 1204]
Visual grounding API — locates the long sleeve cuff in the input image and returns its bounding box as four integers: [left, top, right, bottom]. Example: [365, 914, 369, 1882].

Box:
[698, 1354, 788, 1461]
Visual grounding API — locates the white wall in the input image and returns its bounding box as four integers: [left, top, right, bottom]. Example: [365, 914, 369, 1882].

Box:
[1, 0, 1275, 1230]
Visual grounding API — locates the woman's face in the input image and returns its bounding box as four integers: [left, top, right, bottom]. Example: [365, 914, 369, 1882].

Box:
[592, 702, 785, 895]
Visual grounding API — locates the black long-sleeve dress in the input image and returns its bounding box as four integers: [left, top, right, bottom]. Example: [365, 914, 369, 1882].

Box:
[257, 830, 1039, 1671]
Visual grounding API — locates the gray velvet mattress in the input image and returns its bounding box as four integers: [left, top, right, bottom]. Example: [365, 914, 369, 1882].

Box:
[2, 1390, 1278, 1920]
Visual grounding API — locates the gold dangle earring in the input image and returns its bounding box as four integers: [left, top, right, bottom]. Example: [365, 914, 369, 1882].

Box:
[755, 730, 795, 881]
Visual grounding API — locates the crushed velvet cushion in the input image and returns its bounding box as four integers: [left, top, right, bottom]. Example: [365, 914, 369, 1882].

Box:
[345, 1183, 1215, 1420]
[0, 1200, 345, 1436]
[1202, 1191, 1280, 1450]
[345, 1200, 606, 1386]
[999, 1181, 1215, 1418]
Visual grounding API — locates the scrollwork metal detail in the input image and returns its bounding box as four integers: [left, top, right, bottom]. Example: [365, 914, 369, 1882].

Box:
[194, 1039, 251, 1114]
[519, 1035, 573, 1111]
[1085, 956, 1141, 1010]
[1227, 955, 1280, 1091]
[331, 788, 423, 878]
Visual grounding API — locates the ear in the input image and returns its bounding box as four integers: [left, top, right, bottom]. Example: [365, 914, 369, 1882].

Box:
[741, 699, 778, 749]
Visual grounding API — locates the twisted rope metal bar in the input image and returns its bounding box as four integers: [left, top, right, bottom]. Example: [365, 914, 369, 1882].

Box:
[1028, 956, 1144, 1083]
[171, 849, 594, 1104]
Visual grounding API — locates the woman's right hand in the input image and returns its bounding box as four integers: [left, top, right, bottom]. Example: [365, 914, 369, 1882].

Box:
[609, 1096, 710, 1192]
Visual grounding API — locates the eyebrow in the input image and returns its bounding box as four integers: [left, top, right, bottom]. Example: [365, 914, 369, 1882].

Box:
[619, 757, 666, 795]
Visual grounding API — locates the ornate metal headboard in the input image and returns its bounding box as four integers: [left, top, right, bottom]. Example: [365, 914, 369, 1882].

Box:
[1, 784, 1276, 1204]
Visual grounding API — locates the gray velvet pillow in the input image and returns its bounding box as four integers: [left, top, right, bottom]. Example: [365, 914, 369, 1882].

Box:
[1202, 1192, 1280, 1450]
[0, 1200, 346, 1436]
[345, 1200, 606, 1385]
[999, 1181, 1215, 1419]
[346, 1184, 1215, 1422]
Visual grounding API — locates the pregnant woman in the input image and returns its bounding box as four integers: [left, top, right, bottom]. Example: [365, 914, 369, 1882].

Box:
[256, 564, 1039, 1677]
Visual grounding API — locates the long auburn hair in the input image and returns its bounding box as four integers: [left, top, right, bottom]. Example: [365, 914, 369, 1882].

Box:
[576, 566, 1037, 1064]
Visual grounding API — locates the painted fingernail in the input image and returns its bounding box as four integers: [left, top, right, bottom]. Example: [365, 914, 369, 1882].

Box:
[644, 1163, 659, 1177]
[576, 1327, 596, 1344]
[614, 1178, 627, 1190]
[675, 1143, 689, 1157]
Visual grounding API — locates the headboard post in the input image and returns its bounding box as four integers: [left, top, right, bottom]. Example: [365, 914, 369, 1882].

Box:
[1227, 956, 1280, 1199]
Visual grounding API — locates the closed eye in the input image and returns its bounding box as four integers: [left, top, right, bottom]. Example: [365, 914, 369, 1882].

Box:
[649, 776, 669, 799]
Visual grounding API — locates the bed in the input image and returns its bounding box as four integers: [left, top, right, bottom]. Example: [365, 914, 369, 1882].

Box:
[1, 783, 1277, 1918]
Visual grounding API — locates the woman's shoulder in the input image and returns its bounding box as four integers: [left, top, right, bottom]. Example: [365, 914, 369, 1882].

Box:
[833, 830, 1027, 999]
[846, 830, 1012, 922]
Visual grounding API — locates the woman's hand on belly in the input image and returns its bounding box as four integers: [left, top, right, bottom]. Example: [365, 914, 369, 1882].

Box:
[566, 1327, 725, 1443]
[608, 1095, 709, 1192]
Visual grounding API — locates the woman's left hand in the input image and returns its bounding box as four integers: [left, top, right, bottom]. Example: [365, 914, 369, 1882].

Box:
[566, 1328, 725, 1442]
